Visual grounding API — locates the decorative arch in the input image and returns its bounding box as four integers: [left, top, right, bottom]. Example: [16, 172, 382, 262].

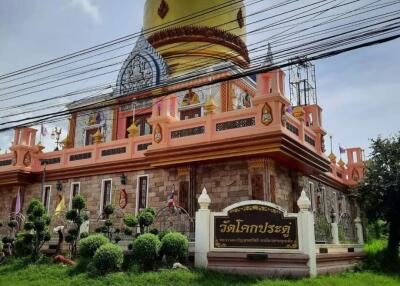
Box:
[116, 32, 169, 95]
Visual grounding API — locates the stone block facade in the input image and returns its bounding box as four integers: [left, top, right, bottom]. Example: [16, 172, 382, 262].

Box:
[0, 158, 354, 236]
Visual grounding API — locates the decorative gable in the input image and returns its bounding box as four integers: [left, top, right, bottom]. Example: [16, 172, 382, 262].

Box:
[116, 32, 169, 96]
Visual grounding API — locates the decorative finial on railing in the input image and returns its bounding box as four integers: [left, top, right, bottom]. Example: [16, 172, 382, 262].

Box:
[127, 122, 139, 138]
[204, 96, 218, 115]
[297, 189, 311, 211]
[198, 187, 211, 209]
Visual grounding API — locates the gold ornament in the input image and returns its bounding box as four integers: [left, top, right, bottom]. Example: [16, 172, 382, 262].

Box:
[92, 129, 103, 144]
[35, 142, 45, 153]
[292, 106, 305, 121]
[127, 122, 139, 138]
[328, 153, 337, 164]
[204, 96, 218, 115]
[338, 158, 345, 169]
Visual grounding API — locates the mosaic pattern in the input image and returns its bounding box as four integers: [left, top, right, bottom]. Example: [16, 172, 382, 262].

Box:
[171, 126, 205, 139]
[216, 117, 255, 132]
[137, 142, 152, 151]
[40, 157, 61, 165]
[70, 152, 92, 162]
[0, 159, 12, 167]
[286, 122, 299, 136]
[305, 134, 316, 146]
[101, 147, 127, 157]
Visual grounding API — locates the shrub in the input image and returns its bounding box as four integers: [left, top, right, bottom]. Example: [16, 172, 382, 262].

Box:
[0, 240, 3, 252]
[14, 233, 33, 257]
[92, 243, 123, 274]
[123, 214, 138, 228]
[132, 233, 160, 270]
[160, 232, 188, 265]
[361, 239, 400, 273]
[79, 234, 109, 258]
[72, 195, 86, 210]
[158, 230, 173, 241]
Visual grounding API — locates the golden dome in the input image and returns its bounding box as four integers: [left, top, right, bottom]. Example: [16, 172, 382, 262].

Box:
[143, 0, 249, 75]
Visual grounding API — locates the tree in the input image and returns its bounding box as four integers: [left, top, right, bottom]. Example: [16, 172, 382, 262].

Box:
[23, 199, 51, 261]
[65, 195, 88, 257]
[357, 134, 400, 260]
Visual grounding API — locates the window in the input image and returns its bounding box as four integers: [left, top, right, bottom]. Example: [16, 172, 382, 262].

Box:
[100, 179, 112, 214]
[251, 174, 264, 200]
[85, 128, 100, 146]
[136, 175, 149, 213]
[180, 108, 201, 120]
[269, 175, 276, 204]
[42, 185, 51, 212]
[69, 182, 80, 209]
[179, 181, 189, 211]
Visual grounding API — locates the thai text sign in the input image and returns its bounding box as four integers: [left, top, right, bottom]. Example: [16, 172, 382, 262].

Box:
[214, 204, 298, 249]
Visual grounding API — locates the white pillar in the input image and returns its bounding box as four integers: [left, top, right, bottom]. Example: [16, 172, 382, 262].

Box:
[297, 190, 317, 277]
[195, 188, 211, 268]
[331, 222, 339, 245]
[354, 217, 364, 245]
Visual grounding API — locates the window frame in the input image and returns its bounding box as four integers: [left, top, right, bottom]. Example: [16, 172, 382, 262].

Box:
[42, 185, 52, 213]
[69, 182, 81, 209]
[99, 179, 113, 215]
[135, 175, 149, 214]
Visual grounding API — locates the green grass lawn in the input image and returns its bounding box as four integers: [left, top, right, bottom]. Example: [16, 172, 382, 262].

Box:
[0, 260, 399, 286]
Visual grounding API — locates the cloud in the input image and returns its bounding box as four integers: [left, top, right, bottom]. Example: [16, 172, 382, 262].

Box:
[69, 0, 102, 24]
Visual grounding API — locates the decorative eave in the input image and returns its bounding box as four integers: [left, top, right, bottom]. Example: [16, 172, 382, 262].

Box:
[0, 170, 34, 186]
[147, 26, 250, 66]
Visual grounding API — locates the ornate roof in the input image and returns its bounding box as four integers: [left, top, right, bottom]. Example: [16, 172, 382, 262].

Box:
[116, 32, 169, 96]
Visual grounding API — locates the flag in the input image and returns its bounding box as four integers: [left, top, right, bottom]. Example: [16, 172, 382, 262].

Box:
[55, 196, 66, 216]
[40, 124, 48, 137]
[339, 146, 346, 154]
[15, 188, 21, 214]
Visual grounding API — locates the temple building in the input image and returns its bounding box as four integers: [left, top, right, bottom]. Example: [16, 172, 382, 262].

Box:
[0, 0, 365, 276]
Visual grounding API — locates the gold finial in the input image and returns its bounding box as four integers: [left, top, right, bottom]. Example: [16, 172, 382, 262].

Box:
[292, 106, 305, 121]
[328, 152, 337, 164]
[204, 96, 218, 115]
[92, 129, 103, 144]
[338, 158, 345, 169]
[127, 121, 139, 138]
[35, 142, 45, 153]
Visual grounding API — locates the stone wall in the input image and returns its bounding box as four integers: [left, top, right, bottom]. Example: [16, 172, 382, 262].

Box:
[0, 158, 297, 234]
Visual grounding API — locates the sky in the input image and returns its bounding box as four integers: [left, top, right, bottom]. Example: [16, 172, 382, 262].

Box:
[0, 0, 399, 158]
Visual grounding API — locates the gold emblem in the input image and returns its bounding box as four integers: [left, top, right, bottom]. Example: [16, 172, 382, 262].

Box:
[237, 8, 244, 28]
[158, 0, 169, 19]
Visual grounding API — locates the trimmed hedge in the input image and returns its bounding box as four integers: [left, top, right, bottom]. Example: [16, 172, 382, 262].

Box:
[93, 243, 123, 275]
[78, 234, 109, 258]
[132, 233, 160, 270]
[160, 232, 188, 265]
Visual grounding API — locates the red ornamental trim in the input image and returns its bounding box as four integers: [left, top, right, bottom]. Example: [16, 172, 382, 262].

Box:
[158, 0, 169, 19]
[119, 188, 128, 209]
[147, 26, 250, 64]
